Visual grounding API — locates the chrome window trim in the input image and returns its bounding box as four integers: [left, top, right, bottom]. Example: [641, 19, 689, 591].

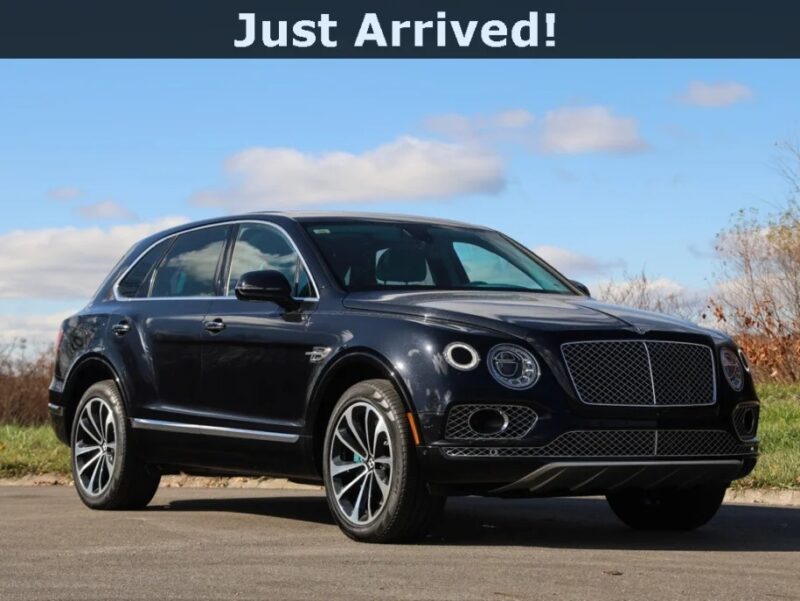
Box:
[130, 417, 299, 443]
[560, 339, 717, 407]
[112, 219, 320, 303]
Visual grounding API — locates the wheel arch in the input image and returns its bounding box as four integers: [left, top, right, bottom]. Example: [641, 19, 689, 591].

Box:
[61, 354, 128, 438]
[307, 348, 415, 476]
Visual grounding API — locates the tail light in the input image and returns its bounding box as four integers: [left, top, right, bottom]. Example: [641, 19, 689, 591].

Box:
[54, 327, 64, 364]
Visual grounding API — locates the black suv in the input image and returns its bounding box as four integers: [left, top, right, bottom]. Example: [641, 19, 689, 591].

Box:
[49, 212, 759, 542]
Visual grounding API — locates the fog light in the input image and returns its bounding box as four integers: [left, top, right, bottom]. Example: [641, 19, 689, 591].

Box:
[733, 402, 759, 441]
[468, 408, 509, 436]
[743, 409, 755, 434]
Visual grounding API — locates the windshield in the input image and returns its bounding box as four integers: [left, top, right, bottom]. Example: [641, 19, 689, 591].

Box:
[303, 221, 575, 294]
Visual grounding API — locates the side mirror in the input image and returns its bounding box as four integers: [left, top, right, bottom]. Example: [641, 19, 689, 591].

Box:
[235, 270, 298, 310]
[569, 279, 591, 297]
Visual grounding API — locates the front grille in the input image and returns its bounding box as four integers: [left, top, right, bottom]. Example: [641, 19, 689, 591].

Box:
[443, 429, 757, 458]
[445, 404, 538, 440]
[561, 340, 715, 406]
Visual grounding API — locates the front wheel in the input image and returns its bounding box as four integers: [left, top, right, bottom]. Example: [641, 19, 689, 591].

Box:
[70, 380, 161, 510]
[606, 485, 728, 531]
[322, 379, 444, 543]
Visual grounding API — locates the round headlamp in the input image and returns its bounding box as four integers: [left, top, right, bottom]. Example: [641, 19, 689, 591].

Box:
[487, 344, 540, 390]
[720, 347, 744, 392]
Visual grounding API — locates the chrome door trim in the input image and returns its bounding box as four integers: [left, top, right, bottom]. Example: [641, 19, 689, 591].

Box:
[130, 418, 299, 443]
[112, 219, 320, 303]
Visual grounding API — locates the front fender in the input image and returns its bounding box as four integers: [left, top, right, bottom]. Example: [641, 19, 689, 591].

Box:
[305, 310, 538, 422]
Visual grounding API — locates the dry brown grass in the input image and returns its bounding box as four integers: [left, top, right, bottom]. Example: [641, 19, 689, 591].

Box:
[0, 342, 54, 426]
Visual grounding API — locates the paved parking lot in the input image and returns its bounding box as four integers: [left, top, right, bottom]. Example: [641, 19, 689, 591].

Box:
[1, 486, 798, 600]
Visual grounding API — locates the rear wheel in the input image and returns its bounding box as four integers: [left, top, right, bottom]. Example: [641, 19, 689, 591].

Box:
[322, 379, 444, 543]
[71, 380, 161, 510]
[606, 485, 727, 530]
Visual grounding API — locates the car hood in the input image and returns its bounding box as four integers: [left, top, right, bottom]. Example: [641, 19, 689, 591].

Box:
[343, 291, 724, 341]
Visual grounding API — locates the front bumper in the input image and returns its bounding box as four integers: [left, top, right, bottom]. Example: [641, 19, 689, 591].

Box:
[491, 459, 747, 495]
[417, 429, 759, 496]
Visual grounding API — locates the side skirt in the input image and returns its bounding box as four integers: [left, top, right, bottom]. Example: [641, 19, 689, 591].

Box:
[130, 418, 299, 443]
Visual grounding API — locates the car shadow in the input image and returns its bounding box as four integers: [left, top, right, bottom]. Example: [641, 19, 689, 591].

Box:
[151, 492, 800, 551]
[433, 496, 800, 552]
[153, 493, 336, 525]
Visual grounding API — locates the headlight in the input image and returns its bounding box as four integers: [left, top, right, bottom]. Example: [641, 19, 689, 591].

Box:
[487, 344, 540, 390]
[720, 347, 744, 392]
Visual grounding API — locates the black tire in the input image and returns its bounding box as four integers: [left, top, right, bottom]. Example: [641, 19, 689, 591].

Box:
[322, 379, 445, 543]
[70, 380, 161, 510]
[606, 485, 728, 531]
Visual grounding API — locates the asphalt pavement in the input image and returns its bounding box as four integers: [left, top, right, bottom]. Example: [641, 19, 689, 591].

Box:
[0, 486, 798, 600]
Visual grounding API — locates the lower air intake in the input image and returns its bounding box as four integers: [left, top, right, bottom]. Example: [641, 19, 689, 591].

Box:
[443, 429, 757, 458]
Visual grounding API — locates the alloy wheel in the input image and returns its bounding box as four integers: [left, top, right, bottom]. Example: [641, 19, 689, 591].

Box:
[328, 401, 393, 525]
[73, 397, 117, 497]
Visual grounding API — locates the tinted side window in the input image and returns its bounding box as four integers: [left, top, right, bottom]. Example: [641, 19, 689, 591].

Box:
[117, 239, 172, 298]
[150, 226, 229, 298]
[226, 224, 313, 297]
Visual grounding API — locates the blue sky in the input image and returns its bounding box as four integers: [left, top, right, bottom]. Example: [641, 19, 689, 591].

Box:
[0, 59, 797, 342]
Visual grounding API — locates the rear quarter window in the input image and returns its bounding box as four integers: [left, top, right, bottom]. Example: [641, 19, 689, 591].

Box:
[116, 238, 173, 298]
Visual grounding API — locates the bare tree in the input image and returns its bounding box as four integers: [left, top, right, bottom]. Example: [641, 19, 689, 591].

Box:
[0, 340, 55, 425]
[708, 141, 800, 382]
[596, 269, 703, 322]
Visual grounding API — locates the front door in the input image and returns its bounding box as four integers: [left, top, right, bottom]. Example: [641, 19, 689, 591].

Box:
[198, 222, 321, 438]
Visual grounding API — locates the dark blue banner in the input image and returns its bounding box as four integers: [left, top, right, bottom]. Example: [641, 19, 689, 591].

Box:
[0, 0, 798, 58]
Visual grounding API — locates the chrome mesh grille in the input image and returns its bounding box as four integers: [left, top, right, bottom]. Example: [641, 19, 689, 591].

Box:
[442, 429, 756, 458]
[562, 340, 715, 406]
[445, 404, 538, 440]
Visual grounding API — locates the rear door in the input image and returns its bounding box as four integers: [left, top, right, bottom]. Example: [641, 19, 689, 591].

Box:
[109, 224, 232, 424]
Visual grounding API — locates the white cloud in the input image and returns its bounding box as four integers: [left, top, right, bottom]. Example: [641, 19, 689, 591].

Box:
[679, 81, 753, 107]
[533, 245, 624, 276]
[48, 186, 82, 201]
[423, 109, 534, 142]
[75, 200, 137, 221]
[539, 106, 647, 154]
[0, 310, 77, 347]
[0, 217, 188, 300]
[492, 109, 534, 129]
[190, 136, 505, 210]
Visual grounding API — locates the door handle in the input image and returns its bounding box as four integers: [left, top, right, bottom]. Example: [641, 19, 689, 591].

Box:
[203, 318, 226, 333]
[111, 321, 131, 336]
